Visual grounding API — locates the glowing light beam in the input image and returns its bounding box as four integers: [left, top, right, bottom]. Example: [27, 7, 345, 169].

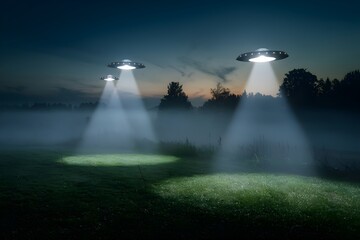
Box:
[116, 70, 157, 142]
[244, 62, 279, 96]
[77, 81, 134, 153]
[214, 62, 313, 174]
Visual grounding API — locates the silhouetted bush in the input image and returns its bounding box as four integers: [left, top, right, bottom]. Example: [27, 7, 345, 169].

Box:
[201, 82, 241, 112]
[159, 82, 192, 111]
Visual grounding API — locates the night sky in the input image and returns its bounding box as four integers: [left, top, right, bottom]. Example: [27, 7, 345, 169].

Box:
[1, 0, 359, 106]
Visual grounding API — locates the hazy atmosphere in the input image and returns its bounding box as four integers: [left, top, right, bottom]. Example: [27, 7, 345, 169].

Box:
[1, 0, 360, 239]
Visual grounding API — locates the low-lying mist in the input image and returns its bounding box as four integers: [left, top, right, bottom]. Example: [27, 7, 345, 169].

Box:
[0, 107, 359, 171]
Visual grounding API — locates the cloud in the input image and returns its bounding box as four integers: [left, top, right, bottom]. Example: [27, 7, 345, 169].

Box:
[178, 57, 236, 83]
[168, 65, 194, 78]
[213, 66, 237, 83]
[143, 60, 166, 69]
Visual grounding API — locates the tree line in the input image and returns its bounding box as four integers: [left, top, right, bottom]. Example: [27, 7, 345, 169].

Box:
[159, 69, 360, 111]
[0, 102, 97, 111]
[1, 68, 359, 111]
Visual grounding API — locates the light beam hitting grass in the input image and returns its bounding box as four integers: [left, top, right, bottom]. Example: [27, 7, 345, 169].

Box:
[60, 154, 178, 166]
[154, 173, 360, 233]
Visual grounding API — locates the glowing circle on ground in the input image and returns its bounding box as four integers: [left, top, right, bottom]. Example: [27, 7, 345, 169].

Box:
[237, 48, 288, 62]
[108, 59, 145, 70]
[60, 154, 178, 166]
[249, 55, 276, 63]
[153, 174, 360, 216]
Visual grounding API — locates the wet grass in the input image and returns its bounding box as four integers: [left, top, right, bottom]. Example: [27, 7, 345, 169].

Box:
[155, 174, 360, 238]
[0, 150, 359, 239]
[60, 154, 179, 166]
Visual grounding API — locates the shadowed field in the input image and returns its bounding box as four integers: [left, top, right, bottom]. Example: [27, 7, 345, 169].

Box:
[0, 150, 359, 239]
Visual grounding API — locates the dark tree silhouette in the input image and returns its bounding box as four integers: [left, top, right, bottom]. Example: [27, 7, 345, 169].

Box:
[323, 78, 333, 98]
[316, 78, 331, 96]
[316, 78, 332, 106]
[340, 70, 360, 108]
[315, 71, 360, 109]
[159, 82, 192, 110]
[210, 82, 231, 100]
[78, 102, 98, 110]
[279, 69, 318, 106]
[201, 82, 240, 111]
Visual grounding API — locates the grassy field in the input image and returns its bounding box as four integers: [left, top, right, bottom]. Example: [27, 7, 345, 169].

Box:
[0, 150, 359, 239]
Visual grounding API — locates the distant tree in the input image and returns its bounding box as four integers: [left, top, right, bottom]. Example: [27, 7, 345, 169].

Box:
[50, 103, 72, 110]
[340, 70, 360, 108]
[279, 69, 318, 106]
[159, 82, 192, 110]
[323, 78, 333, 96]
[330, 78, 342, 107]
[210, 82, 231, 100]
[316, 78, 328, 96]
[201, 82, 240, 111]
[332, 78, 341, 93]
[78, 102, 98, 110]
[31, 102, 50, 110]
[316, 78, 332, 106]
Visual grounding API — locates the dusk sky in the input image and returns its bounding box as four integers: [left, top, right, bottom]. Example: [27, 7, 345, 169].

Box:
[1, 0, 359, 106]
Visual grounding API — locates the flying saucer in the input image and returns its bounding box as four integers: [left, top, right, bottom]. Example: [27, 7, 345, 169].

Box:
[100, 75, 119, 81]
[108, 59, 145, 70]
[236, 48, 288, 63]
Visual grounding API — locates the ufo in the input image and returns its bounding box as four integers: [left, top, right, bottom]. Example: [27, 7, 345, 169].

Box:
[108, 59, 145, 70]
[236, 48, 288, 63]
[100, 75, 119, 81]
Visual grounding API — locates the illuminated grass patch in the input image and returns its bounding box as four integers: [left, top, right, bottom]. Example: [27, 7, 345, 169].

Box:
[60, 154, 178, 166]
[154, 174, 360, 228]
[1, 151, 360, 238]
